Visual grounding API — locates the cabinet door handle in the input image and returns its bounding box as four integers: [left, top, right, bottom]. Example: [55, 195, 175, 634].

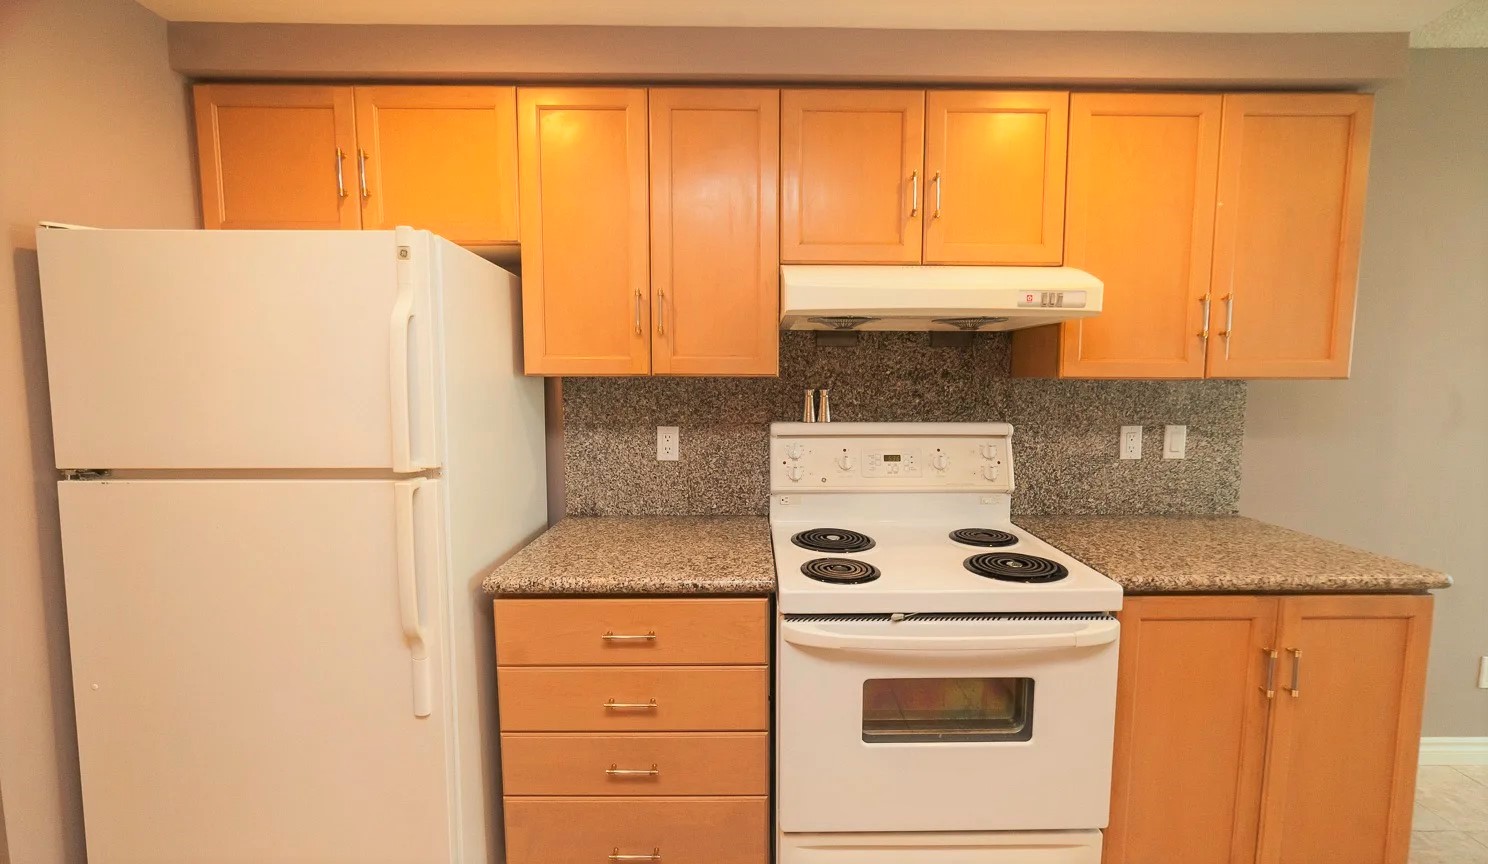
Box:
[1220, 293, 1234, 358]
[606, 763, 660, 777]
[335, 148, 348, 199]
[932, 171, 942, 219]
[910, 170, 920, 217]
[1261, 647, 1278, 699]
[602, 631, 656, 641]
[603, 698, 658, 710]
[1286, 648, 1303, 698]
[1199, 295, 1211, 342]
[357, 148, 371, 200]
[633, 289, 643, 335]
[656, 290, 666, 337]
[609, 849, 661, 862]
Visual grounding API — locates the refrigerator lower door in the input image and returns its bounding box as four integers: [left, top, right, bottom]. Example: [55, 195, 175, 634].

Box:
[59, 479, 457, 864]
[37, 228, 439, 471]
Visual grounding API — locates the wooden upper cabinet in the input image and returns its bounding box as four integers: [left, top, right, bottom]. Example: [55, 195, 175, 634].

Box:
[1106, 595, 1278, 864]
[353, 86, 519, 245]
[781, 89, 925, 263]
[1256, 595, 1431, 864]
[193, 84, 359, 230]
[518, 88, 651, 375]
[1013, 93, 1222, 378]
[923, 91, 1068, 265]
[649, 89, 780, 376]
[1207, 94, 1373, 379]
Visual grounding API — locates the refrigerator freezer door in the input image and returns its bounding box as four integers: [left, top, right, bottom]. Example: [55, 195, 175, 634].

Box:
[59, 479, 456, 864]
[37, 228, 437, 470]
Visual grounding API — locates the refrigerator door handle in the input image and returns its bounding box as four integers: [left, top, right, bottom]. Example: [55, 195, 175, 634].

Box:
[395, 478, 432, 717]
[389, 265, 417, 474]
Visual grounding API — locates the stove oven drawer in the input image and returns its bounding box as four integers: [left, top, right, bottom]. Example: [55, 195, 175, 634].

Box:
[497, 667, 769, 731]
[495, 598, 769, 666]
[501, 732, 769, 796]
[504, 796, 768, 864]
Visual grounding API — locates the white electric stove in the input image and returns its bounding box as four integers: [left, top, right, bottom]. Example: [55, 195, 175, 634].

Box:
[770, 422, 1123, 864]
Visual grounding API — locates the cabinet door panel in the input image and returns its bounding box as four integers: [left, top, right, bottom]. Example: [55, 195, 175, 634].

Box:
[1059, 93, 1222, 378]
[1207, 94, 1372, 378]
[781, 89, 924, 263]
[354, 86, 518, 245]
[193, 84, 358, 230]
[650, 88, 780, 375]
[1105, 595, 1278, 864]
[1258, 595, 1431, 864]
[518, 88, 650, 375]
[923, 91, 1067, 264]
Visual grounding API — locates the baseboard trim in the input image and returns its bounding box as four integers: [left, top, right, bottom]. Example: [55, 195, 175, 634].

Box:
[1420, 737, 1488, 766]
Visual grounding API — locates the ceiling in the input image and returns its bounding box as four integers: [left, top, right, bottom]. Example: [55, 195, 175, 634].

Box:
[138, 0, 1465, 33]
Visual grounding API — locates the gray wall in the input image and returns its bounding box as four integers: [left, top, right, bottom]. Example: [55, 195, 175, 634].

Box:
[1240, 49, 1488, 738]
[563, 332, 1246, 517]
[0, 0, 199, 859]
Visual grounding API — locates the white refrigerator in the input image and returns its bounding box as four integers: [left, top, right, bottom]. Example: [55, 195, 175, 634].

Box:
[37, 226, 547, 864]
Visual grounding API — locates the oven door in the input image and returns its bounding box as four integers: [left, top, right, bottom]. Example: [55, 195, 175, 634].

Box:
[777, 613, 1119, 833]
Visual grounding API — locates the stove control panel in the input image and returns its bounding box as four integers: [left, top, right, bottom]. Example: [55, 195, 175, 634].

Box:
[771, 428, 1013, 492]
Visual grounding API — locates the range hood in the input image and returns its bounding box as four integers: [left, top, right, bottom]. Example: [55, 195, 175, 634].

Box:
[780, 265, 1103, 332]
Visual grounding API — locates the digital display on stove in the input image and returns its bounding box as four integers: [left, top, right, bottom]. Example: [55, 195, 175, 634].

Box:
[882, 454, 902, 462]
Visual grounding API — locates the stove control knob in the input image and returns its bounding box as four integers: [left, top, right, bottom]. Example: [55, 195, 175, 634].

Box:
[931, 453, 950, 472]
[786, 443, 805, 460]
[980, 443, 998, 460]
[836, 454, 855, 472]
[787, 465, 805, 482]
[983, 465, 1000, 482]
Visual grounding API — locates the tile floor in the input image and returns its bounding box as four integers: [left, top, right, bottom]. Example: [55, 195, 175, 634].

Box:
[1411, 765, 1488, 863]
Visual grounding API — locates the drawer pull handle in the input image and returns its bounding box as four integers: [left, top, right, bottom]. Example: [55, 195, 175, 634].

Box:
[602, 631, 657, 642]
[603, 698, 658, 710]
[609, 849, 661, 862]
[606, 763, 660, 777]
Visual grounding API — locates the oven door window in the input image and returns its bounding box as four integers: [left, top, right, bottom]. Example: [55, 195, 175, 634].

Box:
[862, 677, 1034, 743]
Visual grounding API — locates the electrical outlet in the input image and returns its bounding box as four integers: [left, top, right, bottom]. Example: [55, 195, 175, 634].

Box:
[1120, 425, 1143, 460]
[656, 426, 680, 461]
[1478, 656, 1488, 689]
[1163, 424, 1188, 459]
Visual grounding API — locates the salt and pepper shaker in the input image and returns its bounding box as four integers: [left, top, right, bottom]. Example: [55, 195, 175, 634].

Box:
[802, 389, 817, 423]
[818, 389, 832, 423]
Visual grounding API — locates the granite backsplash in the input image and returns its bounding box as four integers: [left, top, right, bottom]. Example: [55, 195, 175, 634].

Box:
[561, 332, 1245, 517]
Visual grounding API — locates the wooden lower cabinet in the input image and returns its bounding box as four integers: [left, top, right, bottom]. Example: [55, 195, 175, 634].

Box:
[1107, 594, 1432, 864]
[496, 597, 771, 864]
[504, 797, 769, 864]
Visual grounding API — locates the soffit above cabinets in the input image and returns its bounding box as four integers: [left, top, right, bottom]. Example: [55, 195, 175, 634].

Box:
[140, 0, 1462, 32]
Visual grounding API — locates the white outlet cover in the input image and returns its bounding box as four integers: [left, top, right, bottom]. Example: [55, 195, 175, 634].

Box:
[656, 426, 680, 461]
[1120, 425, 1143, 460]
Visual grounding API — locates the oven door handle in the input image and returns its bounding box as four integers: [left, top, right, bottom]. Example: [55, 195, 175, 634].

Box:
[780, 619, 1119, 652]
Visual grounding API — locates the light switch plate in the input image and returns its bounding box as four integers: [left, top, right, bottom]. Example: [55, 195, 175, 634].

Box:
[1120, 426, 1143, 460]
[1478, 656, 1488, 689]
[1164, 425, 1188, 460]
[656, 426, 680, 461]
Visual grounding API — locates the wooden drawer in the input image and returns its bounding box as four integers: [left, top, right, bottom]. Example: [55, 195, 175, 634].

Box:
[504, 796, 768, 864]
[494, 597, 768, 666]
[497, 667, 768, 731]
[501, 732, 768, 796]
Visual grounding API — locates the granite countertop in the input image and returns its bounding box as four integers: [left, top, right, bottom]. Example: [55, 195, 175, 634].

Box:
[1015, 515, 1452, 594]
[483, 516, 775, 596]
